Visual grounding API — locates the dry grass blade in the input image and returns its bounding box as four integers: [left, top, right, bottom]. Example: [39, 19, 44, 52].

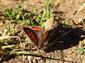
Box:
[65, 3, 85, 23]
[73, 3, 85, 15]
[2, 45, 15, 49]
[0, 36, 21, 42]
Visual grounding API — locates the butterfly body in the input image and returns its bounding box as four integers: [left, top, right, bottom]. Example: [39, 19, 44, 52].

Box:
[23, 26, 49, 49]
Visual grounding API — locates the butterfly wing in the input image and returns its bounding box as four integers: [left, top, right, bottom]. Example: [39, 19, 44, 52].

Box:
[23, 26, 49, 49]
[44, 17, 54, 31]
[38, 31, 49, 48]
[31, 26, 43, 31]
[23, 27, 38, 46]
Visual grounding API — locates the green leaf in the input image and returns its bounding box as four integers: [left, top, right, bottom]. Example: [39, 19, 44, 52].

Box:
[76, 48, 85, 54]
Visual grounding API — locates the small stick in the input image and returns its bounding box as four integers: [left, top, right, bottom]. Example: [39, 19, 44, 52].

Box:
[14, 51, 77, 63]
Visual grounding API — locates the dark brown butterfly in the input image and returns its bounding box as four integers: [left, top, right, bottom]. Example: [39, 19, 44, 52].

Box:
[23, 26, 49, 49]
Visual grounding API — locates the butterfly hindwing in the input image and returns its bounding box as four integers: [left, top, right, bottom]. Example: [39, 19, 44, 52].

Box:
[23, 27, 38, 46]
[38, 31, 49, 48]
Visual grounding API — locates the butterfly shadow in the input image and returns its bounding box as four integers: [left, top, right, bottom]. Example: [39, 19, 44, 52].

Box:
[45, 23, 85, 52]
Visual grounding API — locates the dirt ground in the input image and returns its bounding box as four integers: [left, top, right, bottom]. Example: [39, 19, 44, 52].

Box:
[0, 0, 85, 63]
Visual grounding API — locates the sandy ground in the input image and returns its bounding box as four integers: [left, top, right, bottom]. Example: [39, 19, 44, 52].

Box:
[0, 0, 85, 63]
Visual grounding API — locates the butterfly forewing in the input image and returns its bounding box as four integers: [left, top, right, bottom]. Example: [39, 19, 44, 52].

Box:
[23, 27, 38, 46]
[31, 26, 43, 31]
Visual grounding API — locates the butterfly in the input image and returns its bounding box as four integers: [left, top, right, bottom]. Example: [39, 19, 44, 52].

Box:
[23, 17, 54, 49]
[23, 26, 49, 49]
